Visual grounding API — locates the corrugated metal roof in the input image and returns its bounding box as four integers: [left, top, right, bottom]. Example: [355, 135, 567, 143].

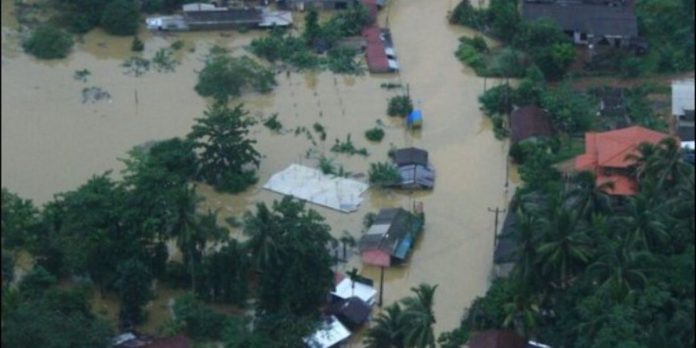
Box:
[522, 2, 638, 37]
[672, 79, 695, 117]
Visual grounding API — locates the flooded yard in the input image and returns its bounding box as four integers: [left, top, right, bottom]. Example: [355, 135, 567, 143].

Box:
[1, 0, 517, 340]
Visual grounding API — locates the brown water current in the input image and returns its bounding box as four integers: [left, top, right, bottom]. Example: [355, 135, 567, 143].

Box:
[1, 0, 518, 340]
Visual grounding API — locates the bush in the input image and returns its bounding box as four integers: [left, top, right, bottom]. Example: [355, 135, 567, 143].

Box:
[100, 0, 140, 36]
[216, 171, 258, 194]
[263, 114, 283, 132]
[131, 36, 144, 52]
[173, 293, 228, 340]
[479, 84, 513, 116]
[22, 25, 74, 59]
[387, 95, 414, 117]
[195, 51, 276, 102]
[368, 162, 401, 187]
[331, 134, 369, 156]
[365, 127, 385, 142]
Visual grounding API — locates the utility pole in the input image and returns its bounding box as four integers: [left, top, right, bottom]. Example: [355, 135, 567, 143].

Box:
[488, 207, 506, 247]
[378, 266, 385, 307]
[504, 75, 511, 189]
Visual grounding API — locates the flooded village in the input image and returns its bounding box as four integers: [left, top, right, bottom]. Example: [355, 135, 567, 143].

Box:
[2, 0, 694, 346]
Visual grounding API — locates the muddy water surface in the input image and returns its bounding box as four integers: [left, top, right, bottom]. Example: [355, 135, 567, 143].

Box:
[1, 0, 517, 340]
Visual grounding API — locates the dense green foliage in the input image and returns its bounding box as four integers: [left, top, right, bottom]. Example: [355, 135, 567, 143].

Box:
[368, 162, 401, 187]
[244, 197, 334, 317]
[195, 49, 276, 102]
[635, 0, 695, 72]
[441, 137, 695, 346]
[364, 283, 439, 348]
[249, 4, 370, 73]
[187, 103, 260, 193]
[365, 127, 385, 142]
[100, 0, 139, 36]
[56, 0, 140, 35]
[452, 0, 575, 80]
[388, 95, 414, 117]
[22, 25, 74, 59]
[2, 273, 112, 348]
[479, 70, 594, 136]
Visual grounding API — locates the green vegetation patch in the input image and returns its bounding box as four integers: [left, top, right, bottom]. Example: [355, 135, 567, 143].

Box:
[22, 25, 74, 60]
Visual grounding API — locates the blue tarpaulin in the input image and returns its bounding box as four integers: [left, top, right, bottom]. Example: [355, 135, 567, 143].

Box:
[407, 110, 423, 128]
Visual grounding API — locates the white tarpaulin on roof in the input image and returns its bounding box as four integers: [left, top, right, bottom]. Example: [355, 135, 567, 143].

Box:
[263, 164, 369, 213]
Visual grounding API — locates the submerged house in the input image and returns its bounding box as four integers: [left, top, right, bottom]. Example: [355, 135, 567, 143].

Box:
[574, 126, 670, 195]
[359, 207, 425, 267]
[493, 209, 518, 279]
[331, 275, 377, 306]
[304, 316, 351, 348]
[390, 147, 436, 189]
[327, 297, 372, 330]
[146, 3, 292, 31]
[510, 106, 554, 144]
[279, 0, 352, 10]
[521, 0, 639, 47]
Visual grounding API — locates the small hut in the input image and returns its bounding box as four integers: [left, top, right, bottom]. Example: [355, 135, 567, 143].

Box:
[359, 208, 425, 267]
[390, 147, 435, 189]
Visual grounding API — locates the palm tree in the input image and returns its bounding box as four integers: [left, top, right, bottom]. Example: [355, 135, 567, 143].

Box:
[511, 210, 542, 288]
[565, 171, 614, 220]
[536, 208, 592, 288]
[168, 185, 203, 291]
[587, 238, 652, 300]
[503, 292, 540, 339]
[243, 202, 284, 272]
[346, 267, 359, 297]
[628, 138, 689, 190]
[619, 192, 668, 251]
[364, 304, 406, 348]
[401, 283, 438, 348]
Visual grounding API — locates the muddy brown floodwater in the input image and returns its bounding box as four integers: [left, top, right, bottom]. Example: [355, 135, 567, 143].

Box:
[1, 0, 518, 342]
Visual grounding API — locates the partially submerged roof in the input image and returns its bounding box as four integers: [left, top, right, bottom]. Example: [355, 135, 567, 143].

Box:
[304, 316, 351, 348]
[332, 277, 377, 305]
[510, 106, 553, 143]
[363, 25, 391, 73]
[263, 164, 368, 213]
[398, 164, 435, 189]
[183, 8, 262, 24]
[359, 208, 424, 266]
[522, 2, 638, 37]
[329, 297, 372, 328]
[672, 79, 695, 117]
[468, 330, 527, 348]
[393, 147, 429, 167]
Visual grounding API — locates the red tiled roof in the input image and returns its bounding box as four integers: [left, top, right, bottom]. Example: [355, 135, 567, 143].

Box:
[575, 126, 669, 170]
[597, 173, 637, 196]
[574, 126, 670, 196]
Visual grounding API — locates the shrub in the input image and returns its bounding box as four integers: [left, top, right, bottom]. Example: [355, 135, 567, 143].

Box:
[100, 0, 140, 36]
[263, 114, 283, 132]
[22, 25, 74, 59]
[365, 127, 385, 142]
[331, 134, 369, 157]
[478, 84, 513, 116]
[195, 51, 276, 102]
[368, 162, 401, 187]
[387, 95, 414, 117]
[173, 293, 228, 340]
[131, 36, 144, 52]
